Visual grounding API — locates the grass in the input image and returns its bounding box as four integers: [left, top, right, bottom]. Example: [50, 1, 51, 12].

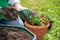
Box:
[20, 0, 60, 30]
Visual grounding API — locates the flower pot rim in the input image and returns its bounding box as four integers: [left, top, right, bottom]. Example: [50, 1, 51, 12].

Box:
[25, 20, 50, 29]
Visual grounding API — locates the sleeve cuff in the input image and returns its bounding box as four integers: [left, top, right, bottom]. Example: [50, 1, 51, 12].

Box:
[8, 0, 20, 5]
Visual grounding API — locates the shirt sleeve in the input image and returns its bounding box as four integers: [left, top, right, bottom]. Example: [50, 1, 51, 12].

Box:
[8, 0, 20, 5]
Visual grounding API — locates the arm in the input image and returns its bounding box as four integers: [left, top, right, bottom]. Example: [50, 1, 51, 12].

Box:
[8, 0, 30, 21]
[8, 0, 27, 11]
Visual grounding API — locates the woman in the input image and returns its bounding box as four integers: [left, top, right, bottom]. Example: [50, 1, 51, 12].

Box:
[0, 0, 30, 27]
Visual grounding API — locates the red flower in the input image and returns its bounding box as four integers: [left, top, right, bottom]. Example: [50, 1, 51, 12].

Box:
[40, 15, 44, 18]
[31, 11, 36, 15]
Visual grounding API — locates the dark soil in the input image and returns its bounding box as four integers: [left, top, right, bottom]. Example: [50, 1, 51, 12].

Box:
[2, 6, 18, 20]
[0, 27, 33, 40]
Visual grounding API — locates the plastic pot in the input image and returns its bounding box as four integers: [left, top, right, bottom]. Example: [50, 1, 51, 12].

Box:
[25, 20, 50, 40]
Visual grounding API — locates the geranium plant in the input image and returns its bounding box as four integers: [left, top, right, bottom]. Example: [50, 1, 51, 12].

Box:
[28, 11, 48, 26]
[25, 11, 50, 40]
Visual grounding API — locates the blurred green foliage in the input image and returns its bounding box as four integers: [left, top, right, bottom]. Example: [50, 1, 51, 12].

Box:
[20, 0, 60, 29]
[20, 0, 60, 39]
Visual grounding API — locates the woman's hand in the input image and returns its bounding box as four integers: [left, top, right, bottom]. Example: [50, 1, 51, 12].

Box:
[13, 2, 27, 11]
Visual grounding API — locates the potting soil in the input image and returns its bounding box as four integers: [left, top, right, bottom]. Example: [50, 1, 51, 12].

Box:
[0, 27, 33, 40]
[2, 6, 18, 20]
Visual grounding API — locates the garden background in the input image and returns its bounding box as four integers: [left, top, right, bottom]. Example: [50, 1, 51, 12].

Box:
[21, 0, 60, 30]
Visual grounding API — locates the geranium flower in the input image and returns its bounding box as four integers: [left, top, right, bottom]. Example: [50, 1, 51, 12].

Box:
[40, 15, 44, 18]
[31, 11, 36, 15]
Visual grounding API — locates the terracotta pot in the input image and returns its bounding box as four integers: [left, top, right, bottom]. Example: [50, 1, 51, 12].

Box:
[24, 20, 50, 40]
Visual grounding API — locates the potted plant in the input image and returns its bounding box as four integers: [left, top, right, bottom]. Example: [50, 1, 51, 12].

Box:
[24, 11, 50, 40]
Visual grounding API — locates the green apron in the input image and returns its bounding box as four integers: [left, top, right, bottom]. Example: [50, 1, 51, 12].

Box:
[0, 0, 11, 19]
